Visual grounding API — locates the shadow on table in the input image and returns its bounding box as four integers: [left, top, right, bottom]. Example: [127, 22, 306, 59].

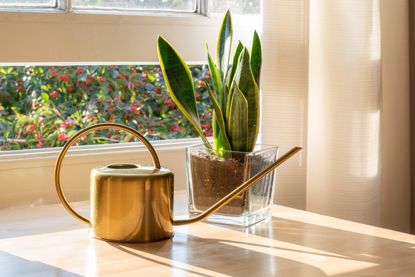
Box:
[217, 216, 415, 276]
[0, 250, 81, 277]
[108, 215, 415, 277]
[109, 232, 328, 277]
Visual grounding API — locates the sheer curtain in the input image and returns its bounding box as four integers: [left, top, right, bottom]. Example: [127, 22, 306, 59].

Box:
[262, 0, 411, 232]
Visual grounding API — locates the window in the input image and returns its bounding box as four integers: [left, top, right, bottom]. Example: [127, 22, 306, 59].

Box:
[72, 0, 196, 12]
[0, 0, 260, 14]
[0, 0, 56, 7]
[0, 0, 261, 207]
[0, 0, 261, 151]
[210, 0, 259, 15]
[0, 64, 212, 151]
[0, 0, 65, 11]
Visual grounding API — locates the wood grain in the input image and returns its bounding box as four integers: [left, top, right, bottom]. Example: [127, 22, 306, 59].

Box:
[1, 191, 415, 276]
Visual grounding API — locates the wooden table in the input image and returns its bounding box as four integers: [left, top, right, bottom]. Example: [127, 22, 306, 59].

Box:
[1, 191, 415, 277]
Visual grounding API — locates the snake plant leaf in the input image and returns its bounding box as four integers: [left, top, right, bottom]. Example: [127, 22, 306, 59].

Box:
[157, 36, 211, 149]
[206, 82, 231, 153]
[251, 31, 262, 86]
[233, 47, 260, 151]
[217, 10, 233, 78]
[207, 48, 224, 107]
[207, 48, 227, 154]
[227, 83, 249, 152]
[227, 41, 244, 88]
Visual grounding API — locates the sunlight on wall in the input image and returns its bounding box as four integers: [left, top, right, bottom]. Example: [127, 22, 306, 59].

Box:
[306, 0, 382, 226]
[350, 111, 380, 178]
[370, 0, 381, 61]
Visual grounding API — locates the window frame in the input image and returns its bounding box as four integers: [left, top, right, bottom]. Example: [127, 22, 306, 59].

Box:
[0, 0, 67, 13]
[0, 13, 222, 64]
[0, 0, 206, 15]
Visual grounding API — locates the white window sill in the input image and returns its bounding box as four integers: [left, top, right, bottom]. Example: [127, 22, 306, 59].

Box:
[0, 137, 208, 168]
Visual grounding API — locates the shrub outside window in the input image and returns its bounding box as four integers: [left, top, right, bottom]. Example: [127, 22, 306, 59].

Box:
[0, 65, 212, 151]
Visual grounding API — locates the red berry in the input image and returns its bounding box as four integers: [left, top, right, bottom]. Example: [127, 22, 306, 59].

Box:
[57, 133, 69, 142]
[49, 90, 58, 98]
[163, 99, 175, 108]
[25, 124, 37, 134]
[170, 124, 181, 132]
[58, 74, 70, 83]
[198, 82, 206, 89]
[36, 141, 44, 148]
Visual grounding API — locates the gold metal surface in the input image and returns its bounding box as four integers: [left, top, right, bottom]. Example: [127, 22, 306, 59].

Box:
[173, 147, 302, 226]
[91, 165, 174, 242]
[55, 123, 167, 239]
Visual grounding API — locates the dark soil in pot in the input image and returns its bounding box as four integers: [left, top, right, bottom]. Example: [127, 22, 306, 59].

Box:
[189, 151, 249, 215]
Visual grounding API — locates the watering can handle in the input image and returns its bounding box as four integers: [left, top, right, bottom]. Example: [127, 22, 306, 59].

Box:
[54, 123, 161, 225]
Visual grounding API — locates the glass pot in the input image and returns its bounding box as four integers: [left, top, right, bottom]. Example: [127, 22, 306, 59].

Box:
[186, 144, 279, 226]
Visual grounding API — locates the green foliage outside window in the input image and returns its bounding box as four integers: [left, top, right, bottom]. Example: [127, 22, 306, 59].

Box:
[0, 65, 212, 151]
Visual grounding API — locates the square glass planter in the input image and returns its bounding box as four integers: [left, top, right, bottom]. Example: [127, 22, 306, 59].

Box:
[186, 144, 279, 227]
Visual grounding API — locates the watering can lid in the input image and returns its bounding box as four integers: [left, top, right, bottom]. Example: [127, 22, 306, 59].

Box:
[92, 164, 172, 177]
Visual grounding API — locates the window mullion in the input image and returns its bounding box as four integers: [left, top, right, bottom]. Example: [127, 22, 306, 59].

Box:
[64, 0, 70, 11]
[196, 0, 209, 16]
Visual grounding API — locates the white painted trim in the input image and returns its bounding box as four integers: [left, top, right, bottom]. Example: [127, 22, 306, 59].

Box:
[0, 137, 204, 161]
[0, 0, 66, 13]
[0, 11, 259, 63]
[0, 137, 210, 168]
[0, 11, 221, 63]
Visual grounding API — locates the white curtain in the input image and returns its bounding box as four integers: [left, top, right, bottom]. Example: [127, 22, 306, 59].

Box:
[262, 0, 411, 232]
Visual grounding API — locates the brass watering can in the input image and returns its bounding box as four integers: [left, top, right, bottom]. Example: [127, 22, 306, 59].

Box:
[54, 123, 301, 243]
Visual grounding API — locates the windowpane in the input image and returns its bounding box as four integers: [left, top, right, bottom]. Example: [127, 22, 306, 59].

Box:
[210, 0, 260, 15]
[0, 65, 212, 151]
[0, 0, 56, 7]
[72, 0, 196, 12]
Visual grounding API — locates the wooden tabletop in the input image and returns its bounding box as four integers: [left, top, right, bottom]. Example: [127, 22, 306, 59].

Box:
[1, 191, 415, 277]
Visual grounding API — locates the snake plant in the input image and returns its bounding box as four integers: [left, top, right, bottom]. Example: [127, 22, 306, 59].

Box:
[157, 11, 261, 156]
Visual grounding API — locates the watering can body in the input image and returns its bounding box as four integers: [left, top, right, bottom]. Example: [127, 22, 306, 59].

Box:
[90, 165, 174, 242]
[54, 123, 301, 243]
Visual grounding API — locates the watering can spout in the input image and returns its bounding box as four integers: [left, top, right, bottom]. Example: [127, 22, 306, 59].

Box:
[173, 146, 302, 226]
